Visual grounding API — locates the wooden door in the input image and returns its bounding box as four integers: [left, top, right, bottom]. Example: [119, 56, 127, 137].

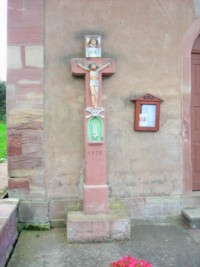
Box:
[191, 53, 200, 190]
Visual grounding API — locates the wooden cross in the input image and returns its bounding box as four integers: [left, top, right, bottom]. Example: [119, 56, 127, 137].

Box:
[71, 35, 115, 214]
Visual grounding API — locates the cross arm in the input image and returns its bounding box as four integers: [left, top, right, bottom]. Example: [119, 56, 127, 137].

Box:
[71, 58, 88, 77]
[99, 59, 115, 77]
[71, 58, 115, 77]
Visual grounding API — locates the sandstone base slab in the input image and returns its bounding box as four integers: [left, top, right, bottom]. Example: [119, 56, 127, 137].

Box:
[67, 210, 130, 243]
[0, 198, 19, 267]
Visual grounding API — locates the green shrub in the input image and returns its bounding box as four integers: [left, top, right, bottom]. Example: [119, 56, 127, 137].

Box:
[0, 121, 6, 159]
[0, 81, 6, 122]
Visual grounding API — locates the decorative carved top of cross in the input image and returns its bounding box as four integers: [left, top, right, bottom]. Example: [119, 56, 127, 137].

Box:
[71, 35, 115, 108]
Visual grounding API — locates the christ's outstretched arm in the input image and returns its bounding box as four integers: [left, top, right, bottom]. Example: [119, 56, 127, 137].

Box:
[76, 61, 90, 72]
[97, 62, 111, 72]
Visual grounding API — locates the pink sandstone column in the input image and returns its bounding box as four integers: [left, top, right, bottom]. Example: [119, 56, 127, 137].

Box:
[71, 36, 115, 214]
[7, 0, 45, 202]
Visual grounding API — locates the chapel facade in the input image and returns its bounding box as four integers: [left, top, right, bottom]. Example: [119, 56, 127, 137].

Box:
[6, 0, 200, 226]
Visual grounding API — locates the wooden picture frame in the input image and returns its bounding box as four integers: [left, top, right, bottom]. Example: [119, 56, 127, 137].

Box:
[131, 94, 163, 132]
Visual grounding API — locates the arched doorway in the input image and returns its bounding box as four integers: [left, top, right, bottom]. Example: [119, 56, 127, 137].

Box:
[182, 18, 200, 192]
[191, 36, 200, 191]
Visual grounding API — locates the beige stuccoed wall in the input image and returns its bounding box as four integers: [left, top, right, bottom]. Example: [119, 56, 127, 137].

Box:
[44, 0, 197, 217]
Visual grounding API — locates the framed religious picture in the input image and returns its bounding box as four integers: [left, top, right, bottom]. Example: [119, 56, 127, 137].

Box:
[130, 93, 164, 132]
[85, 35, 102, 58]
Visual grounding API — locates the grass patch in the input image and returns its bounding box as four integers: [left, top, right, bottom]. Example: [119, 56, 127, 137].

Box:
[0, 121, 6, 159]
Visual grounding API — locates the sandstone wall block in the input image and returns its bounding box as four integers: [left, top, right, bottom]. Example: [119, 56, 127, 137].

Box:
[18, 201, 49, 223]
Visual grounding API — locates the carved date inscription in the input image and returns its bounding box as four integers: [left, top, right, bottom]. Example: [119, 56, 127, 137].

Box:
[88, 150, 102, 155]
[87, 149, 103, 159]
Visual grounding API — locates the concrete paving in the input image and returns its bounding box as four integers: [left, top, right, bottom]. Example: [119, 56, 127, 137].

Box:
[7, 222, 200, 267]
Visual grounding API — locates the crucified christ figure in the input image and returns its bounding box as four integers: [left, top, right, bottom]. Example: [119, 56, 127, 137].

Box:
[76, 61, 110, 108]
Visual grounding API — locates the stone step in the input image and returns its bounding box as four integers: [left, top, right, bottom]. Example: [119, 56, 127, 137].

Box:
[182, 193, 200, 208]
[182, 208, 200, 229]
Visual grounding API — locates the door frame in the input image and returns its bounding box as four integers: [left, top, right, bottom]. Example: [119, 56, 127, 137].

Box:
[182, 18, 200, 192]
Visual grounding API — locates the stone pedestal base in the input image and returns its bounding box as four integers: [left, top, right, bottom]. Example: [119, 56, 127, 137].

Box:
[67, 210, 131, 243]
[84, 184, 109, 214]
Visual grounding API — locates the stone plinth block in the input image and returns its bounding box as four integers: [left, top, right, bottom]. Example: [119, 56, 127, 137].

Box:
[7, 46, 22, 69]
[7, 133, 22, 156]
[182, 208, 200, 229]
[67, 210, 131, 243]
[25, 46, 44, 68]
[8, 26, 43, 45]
[84, 184, 109, 214]
[18, 201, 49, 224]
[8, 178, 30, 200]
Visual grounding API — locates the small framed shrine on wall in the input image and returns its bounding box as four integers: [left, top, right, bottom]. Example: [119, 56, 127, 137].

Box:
[130, 93, 164, 132]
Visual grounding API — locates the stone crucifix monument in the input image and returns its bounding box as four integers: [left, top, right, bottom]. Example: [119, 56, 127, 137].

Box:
[67, 35, 130, 243]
